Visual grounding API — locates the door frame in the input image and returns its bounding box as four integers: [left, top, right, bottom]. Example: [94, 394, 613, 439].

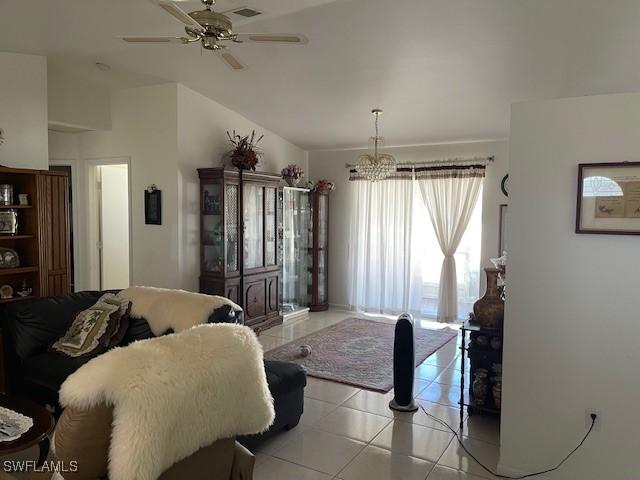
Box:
[85, 156, 133, 290]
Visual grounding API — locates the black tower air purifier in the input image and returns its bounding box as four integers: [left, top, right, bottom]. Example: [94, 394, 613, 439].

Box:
[389, 313, 418, 412]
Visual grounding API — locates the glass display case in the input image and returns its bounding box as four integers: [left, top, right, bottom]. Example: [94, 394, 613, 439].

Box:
[281, 187, 311, 315]
[202, 182, 224, 273]
[309, 190, 330, 311]
[198, 168, 282, 331]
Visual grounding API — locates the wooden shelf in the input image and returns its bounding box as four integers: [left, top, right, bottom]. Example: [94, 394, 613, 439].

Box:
[0, 266, 39, 276]
[0, 235, 34, 240]
[0, 205, 32, 209]
[0, 296, 32, 304]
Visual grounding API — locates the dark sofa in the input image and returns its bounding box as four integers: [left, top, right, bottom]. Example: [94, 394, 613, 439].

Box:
[1, 290, 305, 446]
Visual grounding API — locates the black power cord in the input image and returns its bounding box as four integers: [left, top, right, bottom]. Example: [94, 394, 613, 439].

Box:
[419, 405, 596, 479]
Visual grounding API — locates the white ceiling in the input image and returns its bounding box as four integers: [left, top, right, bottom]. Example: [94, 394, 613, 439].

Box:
[1, 0, 640, 150]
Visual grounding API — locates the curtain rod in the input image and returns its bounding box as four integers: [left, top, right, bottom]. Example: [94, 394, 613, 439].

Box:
[344, 155, 494, 169]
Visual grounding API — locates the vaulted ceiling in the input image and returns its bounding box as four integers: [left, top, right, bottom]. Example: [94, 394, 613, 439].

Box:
[1, 0, 640, 150]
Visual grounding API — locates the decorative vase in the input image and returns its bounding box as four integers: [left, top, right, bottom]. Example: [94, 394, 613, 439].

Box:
[284, 176, 300, 187]
[472, 369, 488, 406]
[473, 268, 504, 329]
[492, 381, 502, 410]
[475, 335, 489, 348]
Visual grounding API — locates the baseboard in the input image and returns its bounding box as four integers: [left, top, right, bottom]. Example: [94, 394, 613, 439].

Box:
[283, 308, 309, 323]
[328, 303, 351, 312]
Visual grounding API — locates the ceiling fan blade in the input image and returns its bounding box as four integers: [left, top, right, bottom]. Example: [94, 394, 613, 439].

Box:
[157, 1, 204, 32]
[220, 51, 246, 71]
[233, 33, 308, 44]
[121, 36, 188, 44]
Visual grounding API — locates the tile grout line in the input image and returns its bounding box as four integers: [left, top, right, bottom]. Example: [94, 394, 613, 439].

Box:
[259, 313, 496, 480]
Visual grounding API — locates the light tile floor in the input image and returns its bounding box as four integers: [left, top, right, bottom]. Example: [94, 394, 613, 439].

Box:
[255, 308, 500, 480]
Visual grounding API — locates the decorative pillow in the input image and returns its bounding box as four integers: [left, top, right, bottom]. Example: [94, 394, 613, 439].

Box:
[50, 294, 131, 358]
[99, 294, 132, 349]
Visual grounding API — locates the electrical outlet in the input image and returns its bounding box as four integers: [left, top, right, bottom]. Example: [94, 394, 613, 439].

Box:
[585, 409, 601, 431]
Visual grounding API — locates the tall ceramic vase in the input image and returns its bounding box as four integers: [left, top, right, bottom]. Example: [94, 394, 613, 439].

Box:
[473, 268, 504, 329]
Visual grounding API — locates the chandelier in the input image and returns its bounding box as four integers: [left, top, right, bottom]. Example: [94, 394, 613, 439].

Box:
[355, 109, 397, 182]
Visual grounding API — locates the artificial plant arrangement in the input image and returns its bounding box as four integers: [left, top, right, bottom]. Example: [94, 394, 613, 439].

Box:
[281, 164, 305, 186]
[226, 130, 263, 171]
[307, 179, 336, 192]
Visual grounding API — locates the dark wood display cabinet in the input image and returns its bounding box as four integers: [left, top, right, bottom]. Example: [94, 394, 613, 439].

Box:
[0, 167, 71, 304]
[459, 318, 503, 431]
[308, 190, 329, 311]
[198, 168, 282, 332]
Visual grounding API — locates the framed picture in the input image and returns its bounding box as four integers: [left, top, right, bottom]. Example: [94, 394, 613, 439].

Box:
[576, 162, 640, 235]
[498, 204, 508, 254]
[145, 188, 162, 225]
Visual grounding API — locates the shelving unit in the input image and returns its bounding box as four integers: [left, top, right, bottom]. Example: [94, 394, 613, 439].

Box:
[0, 166, 71, 303]
[281, 187, 311, 318]
[0, 267, 39, 276]
[459, 319, 503, 431]
[0, 296, 32, 305]
[308, 189, 329, 311]
[0, 235, 34, 240]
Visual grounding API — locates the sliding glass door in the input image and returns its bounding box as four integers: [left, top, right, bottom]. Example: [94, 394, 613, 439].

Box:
[348, 180, 482, 321]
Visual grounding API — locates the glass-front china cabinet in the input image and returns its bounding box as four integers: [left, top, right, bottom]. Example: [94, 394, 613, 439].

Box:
[198, 168, 281, 331]
[280, 187, 311, 316]
[309, 189, 330, 311]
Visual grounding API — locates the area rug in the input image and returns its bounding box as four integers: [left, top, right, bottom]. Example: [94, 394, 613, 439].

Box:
[264, 317, 458, 392]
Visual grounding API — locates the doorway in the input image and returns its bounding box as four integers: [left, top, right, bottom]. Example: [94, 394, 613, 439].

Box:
[88, 162, 131, 290]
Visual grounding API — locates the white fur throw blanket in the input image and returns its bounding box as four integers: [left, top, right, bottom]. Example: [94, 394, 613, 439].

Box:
[117, 286, 242, 335]
[59, 324, 274, 480]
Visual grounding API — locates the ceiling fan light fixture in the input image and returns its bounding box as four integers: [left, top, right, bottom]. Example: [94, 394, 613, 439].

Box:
[355, 109, 397, 182]
[202, 36, 223, 50]
[121, 0, 308, 72]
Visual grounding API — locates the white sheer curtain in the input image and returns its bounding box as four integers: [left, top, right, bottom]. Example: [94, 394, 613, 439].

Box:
[416, 171, 483, 322]
[347, 179, 419, 315]
[347, 167, 484, 322]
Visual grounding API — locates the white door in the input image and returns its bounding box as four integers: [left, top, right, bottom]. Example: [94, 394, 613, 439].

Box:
[98, 164, 130, 290]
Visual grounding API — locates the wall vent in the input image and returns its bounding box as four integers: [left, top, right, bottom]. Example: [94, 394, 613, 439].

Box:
[233, 8, 262, 18]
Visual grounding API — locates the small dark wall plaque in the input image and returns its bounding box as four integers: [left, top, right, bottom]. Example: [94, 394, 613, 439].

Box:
[145, 188, 162, 225]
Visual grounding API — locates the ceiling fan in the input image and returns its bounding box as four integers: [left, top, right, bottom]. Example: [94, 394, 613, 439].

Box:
[121, 0, 308, 71]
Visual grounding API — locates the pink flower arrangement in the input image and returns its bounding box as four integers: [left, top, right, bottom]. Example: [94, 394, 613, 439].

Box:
[281, 164, 304, 179]
[308, 179, 336, 192]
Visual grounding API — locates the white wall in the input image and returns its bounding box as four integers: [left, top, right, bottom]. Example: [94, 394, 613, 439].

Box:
[49, 130, 80, 160]
[58, 82, 306, 292]
[47, 61, 111, 131]
[176, 84, 308, 291]
[308, 141, 509, 308]
[0, 52, 48, 169]
[77, 83, 179, 290]
[499, 93, 640, 478]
